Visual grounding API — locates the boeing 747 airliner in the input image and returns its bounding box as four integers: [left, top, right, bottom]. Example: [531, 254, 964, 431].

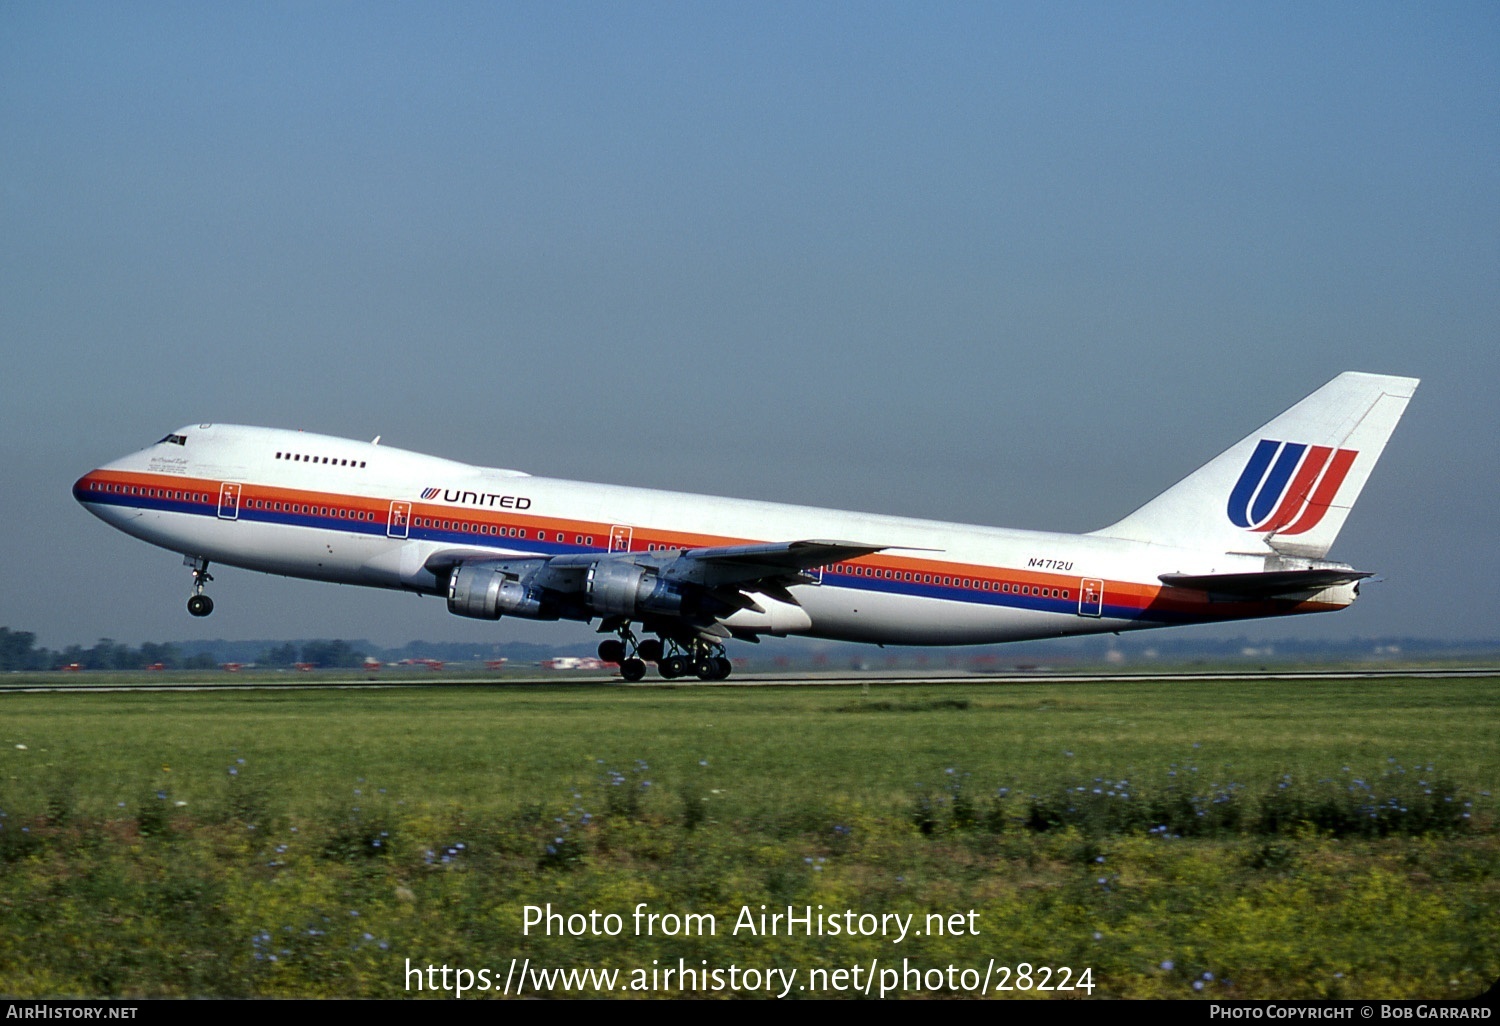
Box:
[74, 372, 1417, 680]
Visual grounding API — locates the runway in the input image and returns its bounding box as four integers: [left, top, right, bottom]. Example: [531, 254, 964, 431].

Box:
[1, 666, 1495, 693]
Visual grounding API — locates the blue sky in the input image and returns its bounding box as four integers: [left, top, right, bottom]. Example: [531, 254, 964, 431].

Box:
[3, 2, 1496, 650]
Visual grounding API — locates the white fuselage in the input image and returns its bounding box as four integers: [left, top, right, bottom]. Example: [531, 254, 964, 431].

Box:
[73, 424, 1352, 646]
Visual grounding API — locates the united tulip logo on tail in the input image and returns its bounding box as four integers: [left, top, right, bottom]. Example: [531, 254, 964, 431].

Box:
[1227, 439, 1358, 536]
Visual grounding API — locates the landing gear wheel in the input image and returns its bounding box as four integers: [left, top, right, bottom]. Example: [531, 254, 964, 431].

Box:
[185, 555, 214, 617]
[620, 657, 647, 682]
[637, 638, 664, 663]
[711, 656, 732, 680]
[660, 655, 687, 679]
[598, 639, 626, 663]
[694, 656, 717, 680]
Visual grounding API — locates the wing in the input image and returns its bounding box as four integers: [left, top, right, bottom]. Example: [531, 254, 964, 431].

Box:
[437, 539, 892, 640]
[673, 539, 886, 585]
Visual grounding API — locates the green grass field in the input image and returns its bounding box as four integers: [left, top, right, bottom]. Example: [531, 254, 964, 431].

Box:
[1, 676, 1496, 999]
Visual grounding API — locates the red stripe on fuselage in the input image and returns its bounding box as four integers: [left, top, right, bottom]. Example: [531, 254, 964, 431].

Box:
[76, 470, 1346, 625]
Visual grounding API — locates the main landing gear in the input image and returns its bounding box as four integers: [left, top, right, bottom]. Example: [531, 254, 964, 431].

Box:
[597, 627, 732, 682]
[185, 555, 214, 617]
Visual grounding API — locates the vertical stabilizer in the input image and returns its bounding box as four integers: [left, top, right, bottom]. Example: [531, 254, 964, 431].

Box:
[1091, 372, 1418, 558]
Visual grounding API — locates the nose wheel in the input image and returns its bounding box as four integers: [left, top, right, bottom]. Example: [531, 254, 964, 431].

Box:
[185, 556, 214, 617]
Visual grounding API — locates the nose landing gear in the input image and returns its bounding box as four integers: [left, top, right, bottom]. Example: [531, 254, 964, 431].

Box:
[185, 555, 214, 617]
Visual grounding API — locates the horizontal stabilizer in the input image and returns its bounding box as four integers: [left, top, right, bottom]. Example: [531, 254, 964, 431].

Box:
[1159, 568, 1372, 598]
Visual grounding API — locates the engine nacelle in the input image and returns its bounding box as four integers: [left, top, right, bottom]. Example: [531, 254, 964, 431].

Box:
[585, 560, 686, 617]
[447, 563, 549, 620]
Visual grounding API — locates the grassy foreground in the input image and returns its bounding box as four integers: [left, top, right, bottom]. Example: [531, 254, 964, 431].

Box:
[0, 676, 1496, 999]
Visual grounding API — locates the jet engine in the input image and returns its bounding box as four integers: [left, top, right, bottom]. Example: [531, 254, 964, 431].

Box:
[585, 560, 686, 617]
[447, 563, 549, 620]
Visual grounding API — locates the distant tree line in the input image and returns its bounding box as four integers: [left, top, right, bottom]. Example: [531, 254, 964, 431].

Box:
[256, 639, 366, 668]
[0, 627, 365, 671]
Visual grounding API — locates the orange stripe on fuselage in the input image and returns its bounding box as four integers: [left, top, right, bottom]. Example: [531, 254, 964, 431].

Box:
[77, 470, 1343, 622]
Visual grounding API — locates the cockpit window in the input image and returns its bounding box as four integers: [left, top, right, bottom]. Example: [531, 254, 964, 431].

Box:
[156, 433, 187, 446]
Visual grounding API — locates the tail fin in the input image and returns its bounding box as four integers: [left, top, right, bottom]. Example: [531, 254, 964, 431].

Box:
[1091, 372, 1419, 559]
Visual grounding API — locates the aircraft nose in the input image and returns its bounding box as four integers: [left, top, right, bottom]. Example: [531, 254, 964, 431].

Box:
[73, 471, 98, 505]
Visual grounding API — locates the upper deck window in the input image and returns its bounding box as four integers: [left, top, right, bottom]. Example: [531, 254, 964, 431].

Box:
[156, 433, 187, 446]
[274, 450, 367, 469]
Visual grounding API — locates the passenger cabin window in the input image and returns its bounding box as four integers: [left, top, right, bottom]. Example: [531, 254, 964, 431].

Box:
[274, 450, 367, 469]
